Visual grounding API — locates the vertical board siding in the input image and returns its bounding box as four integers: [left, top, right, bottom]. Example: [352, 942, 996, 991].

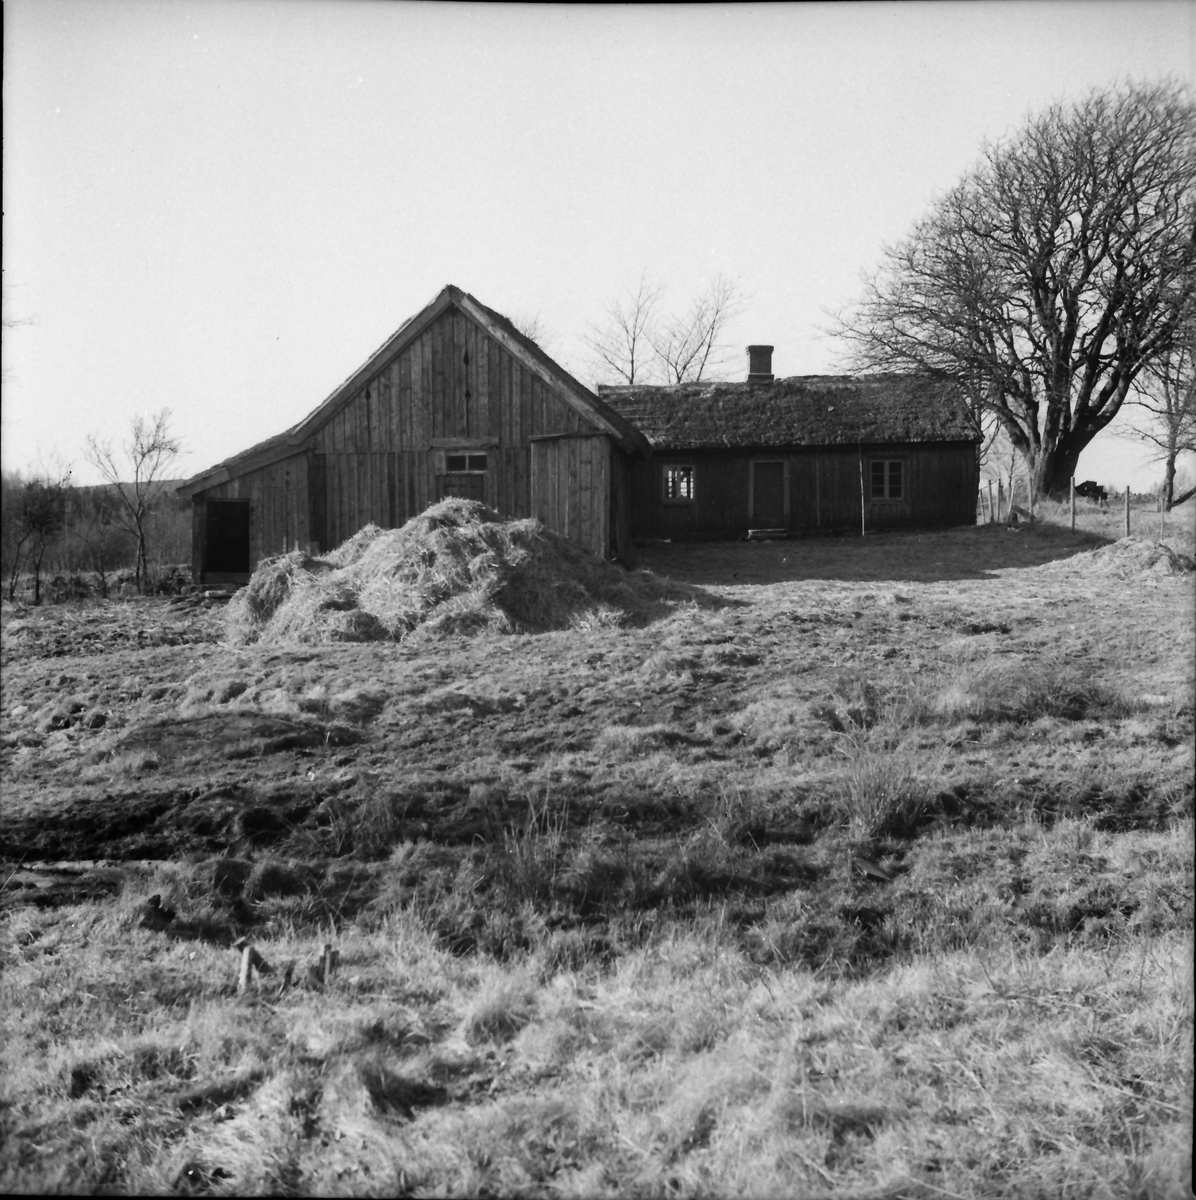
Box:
[198, 304, 621, 573]
[627, 441, 978, 539]
[528, 435, 611, 558]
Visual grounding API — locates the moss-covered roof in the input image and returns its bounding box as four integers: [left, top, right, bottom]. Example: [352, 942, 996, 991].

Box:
[598, 374, 977, 451]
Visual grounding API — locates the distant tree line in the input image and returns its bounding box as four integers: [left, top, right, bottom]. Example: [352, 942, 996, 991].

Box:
[2, 408, 188, 604]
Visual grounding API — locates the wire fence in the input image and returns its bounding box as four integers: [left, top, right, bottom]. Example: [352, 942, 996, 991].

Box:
[978, 476, 1176, 540]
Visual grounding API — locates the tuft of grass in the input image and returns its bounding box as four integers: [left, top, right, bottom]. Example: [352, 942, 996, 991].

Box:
[459, 968, 538, 1044]
[928, 657, 1124, 724]
[832, 730, 950, 840]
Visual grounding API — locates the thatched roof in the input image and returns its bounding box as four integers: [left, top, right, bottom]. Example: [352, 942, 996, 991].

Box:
[597, 374, 977, 451]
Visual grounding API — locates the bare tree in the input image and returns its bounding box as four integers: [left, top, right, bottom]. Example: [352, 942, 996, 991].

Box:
[5, 470, 69, 604]
[585, 272, 662, 384]
[1128, 303, 1195, 509]
[510, 312, 555, 353]
[85, 409, 181, 593]
[67, 486, 126, 599]
[649, 273, 744, 384]
[982, 419, 1033, 510]
[835, 82, 1196, 499]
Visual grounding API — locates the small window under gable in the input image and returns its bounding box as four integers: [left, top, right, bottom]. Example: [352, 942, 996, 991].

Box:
[445, 454, 489, 473]
[870, 459, 904, 500]
[663, 464, 696, 503]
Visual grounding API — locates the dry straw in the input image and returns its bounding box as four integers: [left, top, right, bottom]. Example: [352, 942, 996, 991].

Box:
[226, 498, 697, 646]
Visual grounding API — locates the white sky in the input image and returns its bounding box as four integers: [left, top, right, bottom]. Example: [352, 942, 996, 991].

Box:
[4, 0, 1194, 490]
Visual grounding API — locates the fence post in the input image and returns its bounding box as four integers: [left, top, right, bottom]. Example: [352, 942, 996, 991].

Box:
[1070, 477, 1076, 531]
[987, 481, 994, 525]
[1124, 487, 1130, 537]
[1159, 487, 1165, 541]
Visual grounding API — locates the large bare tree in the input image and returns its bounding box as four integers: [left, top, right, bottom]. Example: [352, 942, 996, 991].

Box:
[85, 409, 181, 593]
[836, 82, 1196, 498]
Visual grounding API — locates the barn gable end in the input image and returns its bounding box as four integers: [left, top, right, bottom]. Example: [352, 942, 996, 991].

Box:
[179, 286, 646, 582]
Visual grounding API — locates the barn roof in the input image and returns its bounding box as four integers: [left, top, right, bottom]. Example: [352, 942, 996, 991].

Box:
[178, 285, 649, 497]
[597, 374, 977, 451]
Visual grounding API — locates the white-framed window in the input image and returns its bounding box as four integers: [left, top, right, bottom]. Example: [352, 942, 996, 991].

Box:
[870, 459, 904, 500]
[663, 464, 696, 503]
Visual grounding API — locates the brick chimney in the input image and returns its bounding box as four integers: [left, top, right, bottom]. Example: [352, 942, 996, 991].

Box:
[747, 345, 774, 384]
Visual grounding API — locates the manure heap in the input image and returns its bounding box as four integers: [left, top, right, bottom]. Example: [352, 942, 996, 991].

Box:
[226, 499, 692, 645]
[1031, 536, 1196, 581]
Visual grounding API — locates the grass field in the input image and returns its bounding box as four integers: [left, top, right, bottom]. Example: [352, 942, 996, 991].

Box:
[1, 507, 1193, 1197]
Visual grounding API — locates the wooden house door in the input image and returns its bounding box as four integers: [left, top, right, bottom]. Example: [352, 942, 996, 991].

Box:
[751, 461, 787, 527]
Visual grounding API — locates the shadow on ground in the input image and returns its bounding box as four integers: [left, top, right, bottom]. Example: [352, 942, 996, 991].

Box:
[636, 522, 1116, 585]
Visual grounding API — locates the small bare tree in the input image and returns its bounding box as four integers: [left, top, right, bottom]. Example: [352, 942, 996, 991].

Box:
[649, 274, 744, 384]
[585, 272, 662, 384]
[5, 470, 70, 604]
[68, 486, 126, 599]
[510, 312, 555, 353]
[1128, 305, 1195, 509]
[85, 409, 181, 594]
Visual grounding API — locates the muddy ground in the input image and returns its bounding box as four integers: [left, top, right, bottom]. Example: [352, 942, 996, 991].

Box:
[2, 520, 1192, 920]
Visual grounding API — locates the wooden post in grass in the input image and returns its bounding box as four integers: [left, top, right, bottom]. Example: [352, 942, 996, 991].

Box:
[322, 942, 334, 984]
[1125, 486, 1131, 537]
[1070, 477, 1076, 530]
[236, 940, 253, 995]
[233, 937, 273, 994]
[858, 448, 866, 537]
[997, 479, 1004, 523]
[987, 481, 995, 525]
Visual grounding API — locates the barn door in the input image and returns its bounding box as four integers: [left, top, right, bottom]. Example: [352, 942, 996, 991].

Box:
[204, 500, 250, 576]
[751, 461, 786, 527]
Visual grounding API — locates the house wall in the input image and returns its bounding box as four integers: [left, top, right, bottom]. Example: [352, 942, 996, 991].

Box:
[628, 441, 978, 539]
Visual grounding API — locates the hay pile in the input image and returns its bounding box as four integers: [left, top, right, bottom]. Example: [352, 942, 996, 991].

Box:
[1036, 537, 1196, 580]
[226, 499, 695, 645]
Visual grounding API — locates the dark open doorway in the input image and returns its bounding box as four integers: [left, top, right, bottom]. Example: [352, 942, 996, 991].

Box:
[204, 500, 251, 576]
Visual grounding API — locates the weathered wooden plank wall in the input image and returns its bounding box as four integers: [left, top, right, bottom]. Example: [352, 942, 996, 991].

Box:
[196, 306, 615, 575]
[530, 435, 611, 559]
[197, 452, 311, 569]
[628, 442, 978, 539]
[301, 308, 598, 551]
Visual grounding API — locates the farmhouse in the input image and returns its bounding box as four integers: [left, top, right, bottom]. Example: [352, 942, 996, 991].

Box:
[179, 292, 979, 584]
[600, 349, 979, 540]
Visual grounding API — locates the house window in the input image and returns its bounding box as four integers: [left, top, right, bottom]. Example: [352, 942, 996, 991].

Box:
[445, 453, 488, 473]
[663, 465, 695, 503]
[870, 459, 904, 500]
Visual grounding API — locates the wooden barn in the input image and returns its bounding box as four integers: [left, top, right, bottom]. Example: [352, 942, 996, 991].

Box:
[600, 350, 979, 540]
[178, 285, 649, 585]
